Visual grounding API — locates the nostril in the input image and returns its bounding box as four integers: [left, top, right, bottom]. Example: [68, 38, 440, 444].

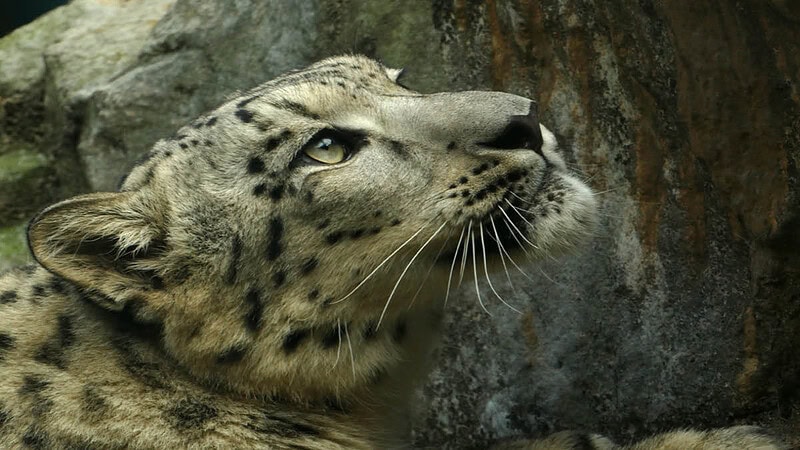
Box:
[479, 103, 544, 156]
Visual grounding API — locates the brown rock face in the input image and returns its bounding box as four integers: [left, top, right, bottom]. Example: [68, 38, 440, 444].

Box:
[0, 0, 798, 448]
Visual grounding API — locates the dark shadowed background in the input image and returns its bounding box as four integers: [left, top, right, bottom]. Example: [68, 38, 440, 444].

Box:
[0, 1, 798, 448]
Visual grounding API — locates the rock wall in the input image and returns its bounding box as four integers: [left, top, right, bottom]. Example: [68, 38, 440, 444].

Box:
[0, 1, 797, 448]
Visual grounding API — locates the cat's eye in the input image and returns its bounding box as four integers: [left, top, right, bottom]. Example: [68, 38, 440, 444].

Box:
[303, 137, 348, 164]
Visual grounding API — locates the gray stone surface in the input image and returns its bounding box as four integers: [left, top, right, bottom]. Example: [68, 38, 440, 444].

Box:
[0, 1, 797, 448]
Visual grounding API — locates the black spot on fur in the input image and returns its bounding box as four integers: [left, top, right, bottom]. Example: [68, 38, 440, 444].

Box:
[247, 156, 265, 174]
[236, 108, 255, 123]
[167, 398, 218, 430]
[321, 324, 341, 349]
[82, 385, 108, 418]
[447, 141, 456, 151]
[237, 96, 259, 108]
[0, 405, 8, 427]
[388, 140, 409, 159]
[253, 183, 267, 196]
[32, 285, 46, 297]
[50, 276, 67, 294]
[471, 163, 490, 176]
[263, 137, 281, 151]
[350, 229, 365, 239]
[393, 319, 407, 343]
[300, 257, 318, 275]
[150, 275, 165, 290]
[205, 116, 218, 127]
[190, 139, 199, 146]
[459, 176, 469, 184]
[369, 227, 382, 235]
[246, 411, 321, 438]
[363, 321, 378, 340]
[244, 288, 263, 332]
[217, 345, 248, 364]
[263, 130, 292, 152]
[506, 170, 524, 183]
[267, 217, 284, 261]
[325, 231, 343, 245]
[304, 190, 314, 203]
[225, 235, 242, 285]
[0, 291, 17, 304]
[390, 219, 402, 226]
[0, 333, 14, 362]
[34, 315, 76, 369]
[20, 375, 49, 395]
[179, 142, 188, 149]
[282, 329, 310, 354]
[269, 184, 284, 201]
[273, 270, 286, 288]
[308, 289, 319, 301]
[317, 219, 330, 230]
[109, 336, 170, 390]
[22, 426, 49, 449]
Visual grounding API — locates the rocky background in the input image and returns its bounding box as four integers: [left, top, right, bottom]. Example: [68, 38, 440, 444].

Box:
[1, 0, 798, 448]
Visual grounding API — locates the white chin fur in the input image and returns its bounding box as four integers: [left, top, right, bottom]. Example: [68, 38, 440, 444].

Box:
[527, 172, 598, 257]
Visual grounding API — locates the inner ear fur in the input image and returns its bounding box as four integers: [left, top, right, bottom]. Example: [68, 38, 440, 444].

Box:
[28, 192, 167, 307]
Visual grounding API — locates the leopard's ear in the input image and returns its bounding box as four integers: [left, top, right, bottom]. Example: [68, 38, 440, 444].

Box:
[28, 192, 166, 309]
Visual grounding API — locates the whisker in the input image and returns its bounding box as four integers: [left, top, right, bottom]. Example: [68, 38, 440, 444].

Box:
[488, 215, 516, 288]
[506, 199, 536, 228]
[334, 225, 428, 304]
[458, 220, 473, 286]
[377, 221, 448, 329]
[408, 234, 452, 309]
[591, 186, 627, 196]
[344, 322, 356, 381]
[470, 230, 491, 316]
[479, 222, 521, 314]
[536, 265, 563, 286]
[444, 226, 466, 307]
[490, 215, 536, 282]
[509, 190, 537, 206]
[506, 201, 558, 263]
[332, 318, 342, 369]
[499, 213, 532, 257]
[498, 206, 539, 249]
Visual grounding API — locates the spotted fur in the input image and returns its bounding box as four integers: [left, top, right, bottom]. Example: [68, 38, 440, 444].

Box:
[0, 56, 783, 449]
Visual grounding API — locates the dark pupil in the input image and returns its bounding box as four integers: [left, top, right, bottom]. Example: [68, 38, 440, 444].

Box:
[317, 138, 333, 149]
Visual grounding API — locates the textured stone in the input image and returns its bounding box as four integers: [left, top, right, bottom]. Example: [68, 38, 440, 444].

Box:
[0, 223, 32, 273]
[0, 148, 53, 225]
[0, 1, 798, 449]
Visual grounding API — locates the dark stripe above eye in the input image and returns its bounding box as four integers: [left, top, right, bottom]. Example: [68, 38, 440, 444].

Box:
[268, 99, 320, 119]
